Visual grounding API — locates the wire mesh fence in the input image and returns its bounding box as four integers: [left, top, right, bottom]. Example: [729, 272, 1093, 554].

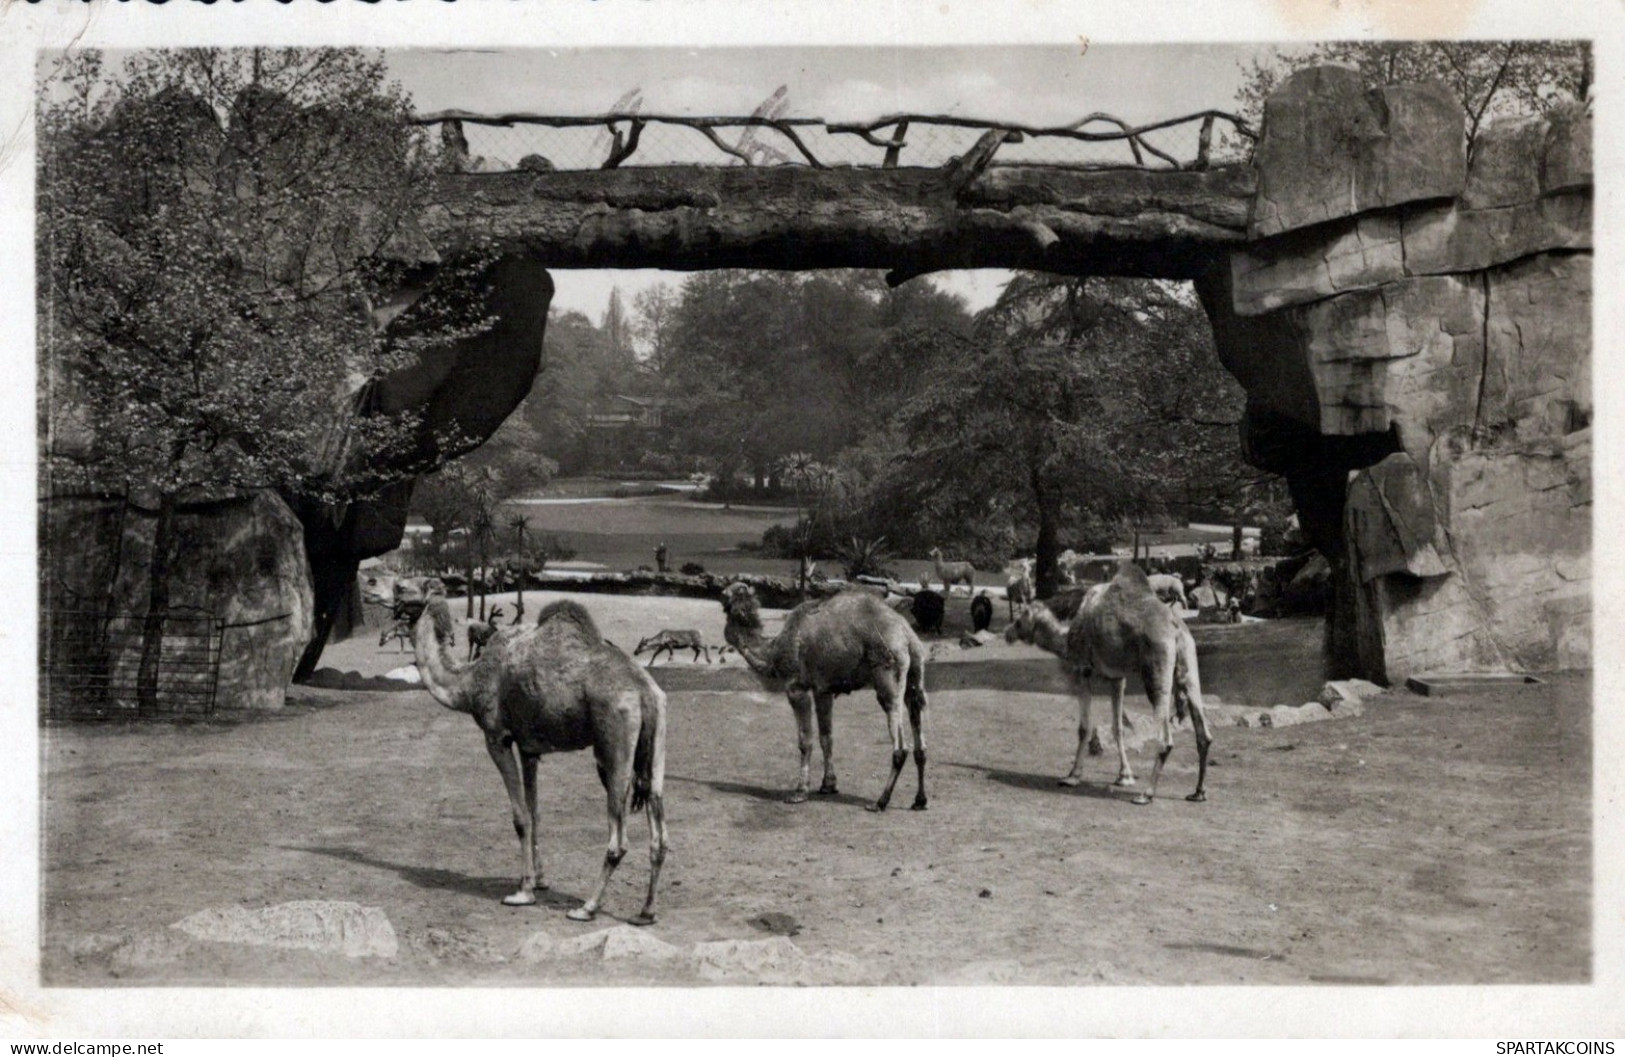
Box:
[43, 609, 224, 720]
[418, 108, 1256, 174]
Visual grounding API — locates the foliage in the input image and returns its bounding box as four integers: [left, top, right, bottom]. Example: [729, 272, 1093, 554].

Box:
[655, 269, 971, 488]
[834, 536, 895, 582]
[37, 47, 487, 711]
[38, 48, 480, 506]
[791, 273, 1272, 594]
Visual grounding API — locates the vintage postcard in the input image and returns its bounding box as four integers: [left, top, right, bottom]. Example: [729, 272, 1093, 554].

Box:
[3, 0, 1619, 1040]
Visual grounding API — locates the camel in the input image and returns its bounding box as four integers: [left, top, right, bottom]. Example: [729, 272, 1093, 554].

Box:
[1147, 573, 1188, 610]
[405, 579, 669, 924]
[1004, 563, 1212, 805]
[634, 629, 712, 666]
[927, 547, 975, 596]
[361, 572, 455, 652]
[720, 581, 929, 811]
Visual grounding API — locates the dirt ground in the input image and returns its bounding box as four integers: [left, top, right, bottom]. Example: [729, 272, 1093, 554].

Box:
[39, 596, 1590, 988]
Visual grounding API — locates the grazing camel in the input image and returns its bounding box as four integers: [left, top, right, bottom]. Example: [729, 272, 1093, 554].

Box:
[406, 580, 669, 924]
[1005, 559, 1035, 620]
[1004, 563, 1212, 805]
[634, 629, 712, 666]
[927, 548, 976, 596]
[1146, 573, 1188, 610]
[720, 581, 929, 811]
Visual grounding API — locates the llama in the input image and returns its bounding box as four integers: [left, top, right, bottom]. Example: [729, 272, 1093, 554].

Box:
[927, 548, 976, 596]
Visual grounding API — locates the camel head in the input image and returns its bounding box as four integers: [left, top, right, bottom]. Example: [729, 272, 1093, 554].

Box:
[358, 570, 398, 608]
[719, 581, 764, 632]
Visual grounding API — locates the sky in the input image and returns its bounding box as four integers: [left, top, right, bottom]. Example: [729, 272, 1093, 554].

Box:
[384, 44, 1276, 321]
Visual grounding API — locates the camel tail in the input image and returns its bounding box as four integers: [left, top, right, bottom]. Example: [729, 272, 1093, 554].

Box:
[630, 684, 666, 814]
[905, 634, 928, 706]
[1172, 622, 1201, 723]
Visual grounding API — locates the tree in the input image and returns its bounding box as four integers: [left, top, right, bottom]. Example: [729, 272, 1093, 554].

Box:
[38, 48, 480, 713]
[869, 273, 1258, 595]
[1236, 41, 1590, 161]
[410, 461, 500, 618]
[657, 269, 890, 489]
[631, 282, 682, 374]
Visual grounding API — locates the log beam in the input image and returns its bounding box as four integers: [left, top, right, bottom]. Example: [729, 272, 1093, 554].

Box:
[419, 163, 1257, 280]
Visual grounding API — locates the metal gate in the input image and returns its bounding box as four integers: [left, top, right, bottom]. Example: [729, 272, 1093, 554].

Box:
[43, 608, 224, 720]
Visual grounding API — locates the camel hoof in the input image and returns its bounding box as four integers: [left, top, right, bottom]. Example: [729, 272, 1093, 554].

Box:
[1131, 793, 1153, 806]
[502, 891, 537, 907]
[1186, 791, 1207, 803]
[628, 912, 657, 927]
[785, 791, 809, 805]
[566, 907, 597, 922]
[1057, 776, 1082, 788]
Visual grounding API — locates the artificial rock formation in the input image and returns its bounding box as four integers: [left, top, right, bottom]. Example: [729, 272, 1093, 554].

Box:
[41, 491, 315, 712]
[1201, 66, 1590, 681]
[291, 253, 555, 679]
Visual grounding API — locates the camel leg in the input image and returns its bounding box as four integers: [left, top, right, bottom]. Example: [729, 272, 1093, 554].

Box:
[1183, 691, 1213, 803]
[631, 790, 668, 926]
[1133, 662, 1176, 806]
[785, 688, 815, 804]
[905, 679, 928, 811]
[570, 757, 631, 922]
[1059, 676, 1094, 787]
[1109, 678, 1136, 788]
[522, 752, 547, 889]
[484, 735, 539, 906]
[869, 682, 909, 812]
[813, 691, 838, 795]
[1175, 639, 1213, 802]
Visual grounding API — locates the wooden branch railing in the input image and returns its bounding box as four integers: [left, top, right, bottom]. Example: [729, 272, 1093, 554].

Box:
[412, 107, 1256, 174]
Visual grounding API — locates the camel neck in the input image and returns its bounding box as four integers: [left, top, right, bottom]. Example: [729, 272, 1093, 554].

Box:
[724, 619, 784, 684]
[413, 607, 473, 713]
[1028, 610, 1071, 657]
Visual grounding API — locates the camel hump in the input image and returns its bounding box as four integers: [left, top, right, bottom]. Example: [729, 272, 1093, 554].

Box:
[535, 599, 603, 642]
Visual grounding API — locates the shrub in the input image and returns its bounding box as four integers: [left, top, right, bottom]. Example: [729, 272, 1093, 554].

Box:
[836, 536, 896, 581]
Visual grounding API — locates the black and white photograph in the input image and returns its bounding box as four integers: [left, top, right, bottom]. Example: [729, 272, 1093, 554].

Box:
[3, 0, 1619, 1040]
